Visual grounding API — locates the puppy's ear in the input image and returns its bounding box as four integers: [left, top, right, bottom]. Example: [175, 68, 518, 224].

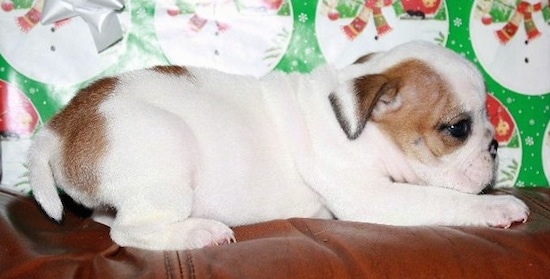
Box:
[352, 52, 377, 64]
[330, 74, 400, 140]
[367, 77, 401, 121]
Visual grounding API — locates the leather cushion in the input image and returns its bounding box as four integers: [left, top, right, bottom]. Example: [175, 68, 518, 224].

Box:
[1, 188, 550, 278]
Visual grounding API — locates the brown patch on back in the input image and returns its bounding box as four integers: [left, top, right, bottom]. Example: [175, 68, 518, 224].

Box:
[370, 60, 466, 161]
[49, 77, 118, 196]
[151, 65, 192, 77]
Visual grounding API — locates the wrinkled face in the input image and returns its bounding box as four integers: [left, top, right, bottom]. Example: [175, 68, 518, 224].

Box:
[371, 60, 495, 193]
[331, 42, 496, 193]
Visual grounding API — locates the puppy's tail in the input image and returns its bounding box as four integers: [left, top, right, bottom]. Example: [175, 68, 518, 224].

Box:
[27, 127, 64, 222]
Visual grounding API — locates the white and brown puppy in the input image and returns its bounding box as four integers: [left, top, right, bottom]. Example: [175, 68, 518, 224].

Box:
[28, 41, 529, 250]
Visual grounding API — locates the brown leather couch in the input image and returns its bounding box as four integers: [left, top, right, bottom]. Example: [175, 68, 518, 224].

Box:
[1, 187, 550, 278]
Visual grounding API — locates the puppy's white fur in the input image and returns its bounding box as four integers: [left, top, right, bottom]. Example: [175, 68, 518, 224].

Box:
[28, 41, 529, 250]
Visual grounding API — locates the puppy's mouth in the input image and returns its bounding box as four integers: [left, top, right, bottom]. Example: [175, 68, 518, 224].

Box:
[479, 185, 494, 195]
[478, 140, 499, 194]
[453, 137, 499, 194]
[464, 161, 496, 193]
[400, 143, 497, 194]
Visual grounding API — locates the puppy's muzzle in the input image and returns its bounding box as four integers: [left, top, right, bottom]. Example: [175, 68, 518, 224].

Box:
[489, 139, 498, 160]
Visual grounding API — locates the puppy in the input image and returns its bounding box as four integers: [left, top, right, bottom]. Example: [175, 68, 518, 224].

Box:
[28, 41, 529, 250]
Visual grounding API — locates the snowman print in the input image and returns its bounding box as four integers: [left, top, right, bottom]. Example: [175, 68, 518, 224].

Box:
[0, 78, 40, 191]
[0, 0, 130, 86]
[316, 0, 449, 69]
[486, 94, 522, 187]
[154, 0, 293, 77]
[0, 79, 39, 140]
[471, 0, 550, 95]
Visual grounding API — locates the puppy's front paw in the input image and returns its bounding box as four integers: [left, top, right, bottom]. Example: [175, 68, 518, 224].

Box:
[179, 218, 236, 249]
[477, 195, 529, 228]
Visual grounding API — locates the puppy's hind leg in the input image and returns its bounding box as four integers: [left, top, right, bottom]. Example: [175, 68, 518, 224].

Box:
[102, 104, 234, 250]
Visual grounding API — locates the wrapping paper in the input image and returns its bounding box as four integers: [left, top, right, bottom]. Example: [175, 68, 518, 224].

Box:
[0, 0, 549, 193]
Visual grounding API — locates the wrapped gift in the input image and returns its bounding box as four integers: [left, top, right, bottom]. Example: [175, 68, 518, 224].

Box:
[0, 0, 548, 193]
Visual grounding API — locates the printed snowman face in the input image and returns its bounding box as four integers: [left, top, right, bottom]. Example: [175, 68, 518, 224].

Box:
[315, 0, 449, 68]
[470, 0, 550, 95]
[0, 0, 130, 86]
[154, 0, 292, 77]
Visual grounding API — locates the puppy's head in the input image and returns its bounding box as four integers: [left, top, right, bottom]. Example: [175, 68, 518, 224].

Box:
[331, 41, 495, 194]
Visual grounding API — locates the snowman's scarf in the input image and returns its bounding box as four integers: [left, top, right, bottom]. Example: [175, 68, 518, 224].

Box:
[496, 1, 543, 44]
[17, 0, 44, 32]
[342, 0, 393, 40]
[16, 0, 70, 33]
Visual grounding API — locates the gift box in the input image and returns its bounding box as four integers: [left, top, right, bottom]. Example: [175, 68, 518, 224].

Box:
[0, 0, 548, 193]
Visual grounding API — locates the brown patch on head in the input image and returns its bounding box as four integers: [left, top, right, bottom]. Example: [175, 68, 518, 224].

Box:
[48, 77, 118, 196]
[151, 65, 192, 77]
[369, 60, 470, 161]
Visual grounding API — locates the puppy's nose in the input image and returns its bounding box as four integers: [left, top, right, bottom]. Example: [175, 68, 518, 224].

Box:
[489, 139, 498, 159]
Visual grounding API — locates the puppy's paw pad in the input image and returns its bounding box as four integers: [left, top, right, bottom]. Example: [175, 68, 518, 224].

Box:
[479, 195, 529, 228]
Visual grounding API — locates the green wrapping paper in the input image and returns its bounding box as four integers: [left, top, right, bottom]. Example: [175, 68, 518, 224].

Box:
[0, 0, 548, 193]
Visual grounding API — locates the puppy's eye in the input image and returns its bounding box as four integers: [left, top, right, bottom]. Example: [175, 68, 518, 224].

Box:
[445, 119, 471, 140]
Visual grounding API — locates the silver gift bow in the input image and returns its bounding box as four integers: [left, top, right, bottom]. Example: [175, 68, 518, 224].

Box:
[41, 0, 125, 52]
